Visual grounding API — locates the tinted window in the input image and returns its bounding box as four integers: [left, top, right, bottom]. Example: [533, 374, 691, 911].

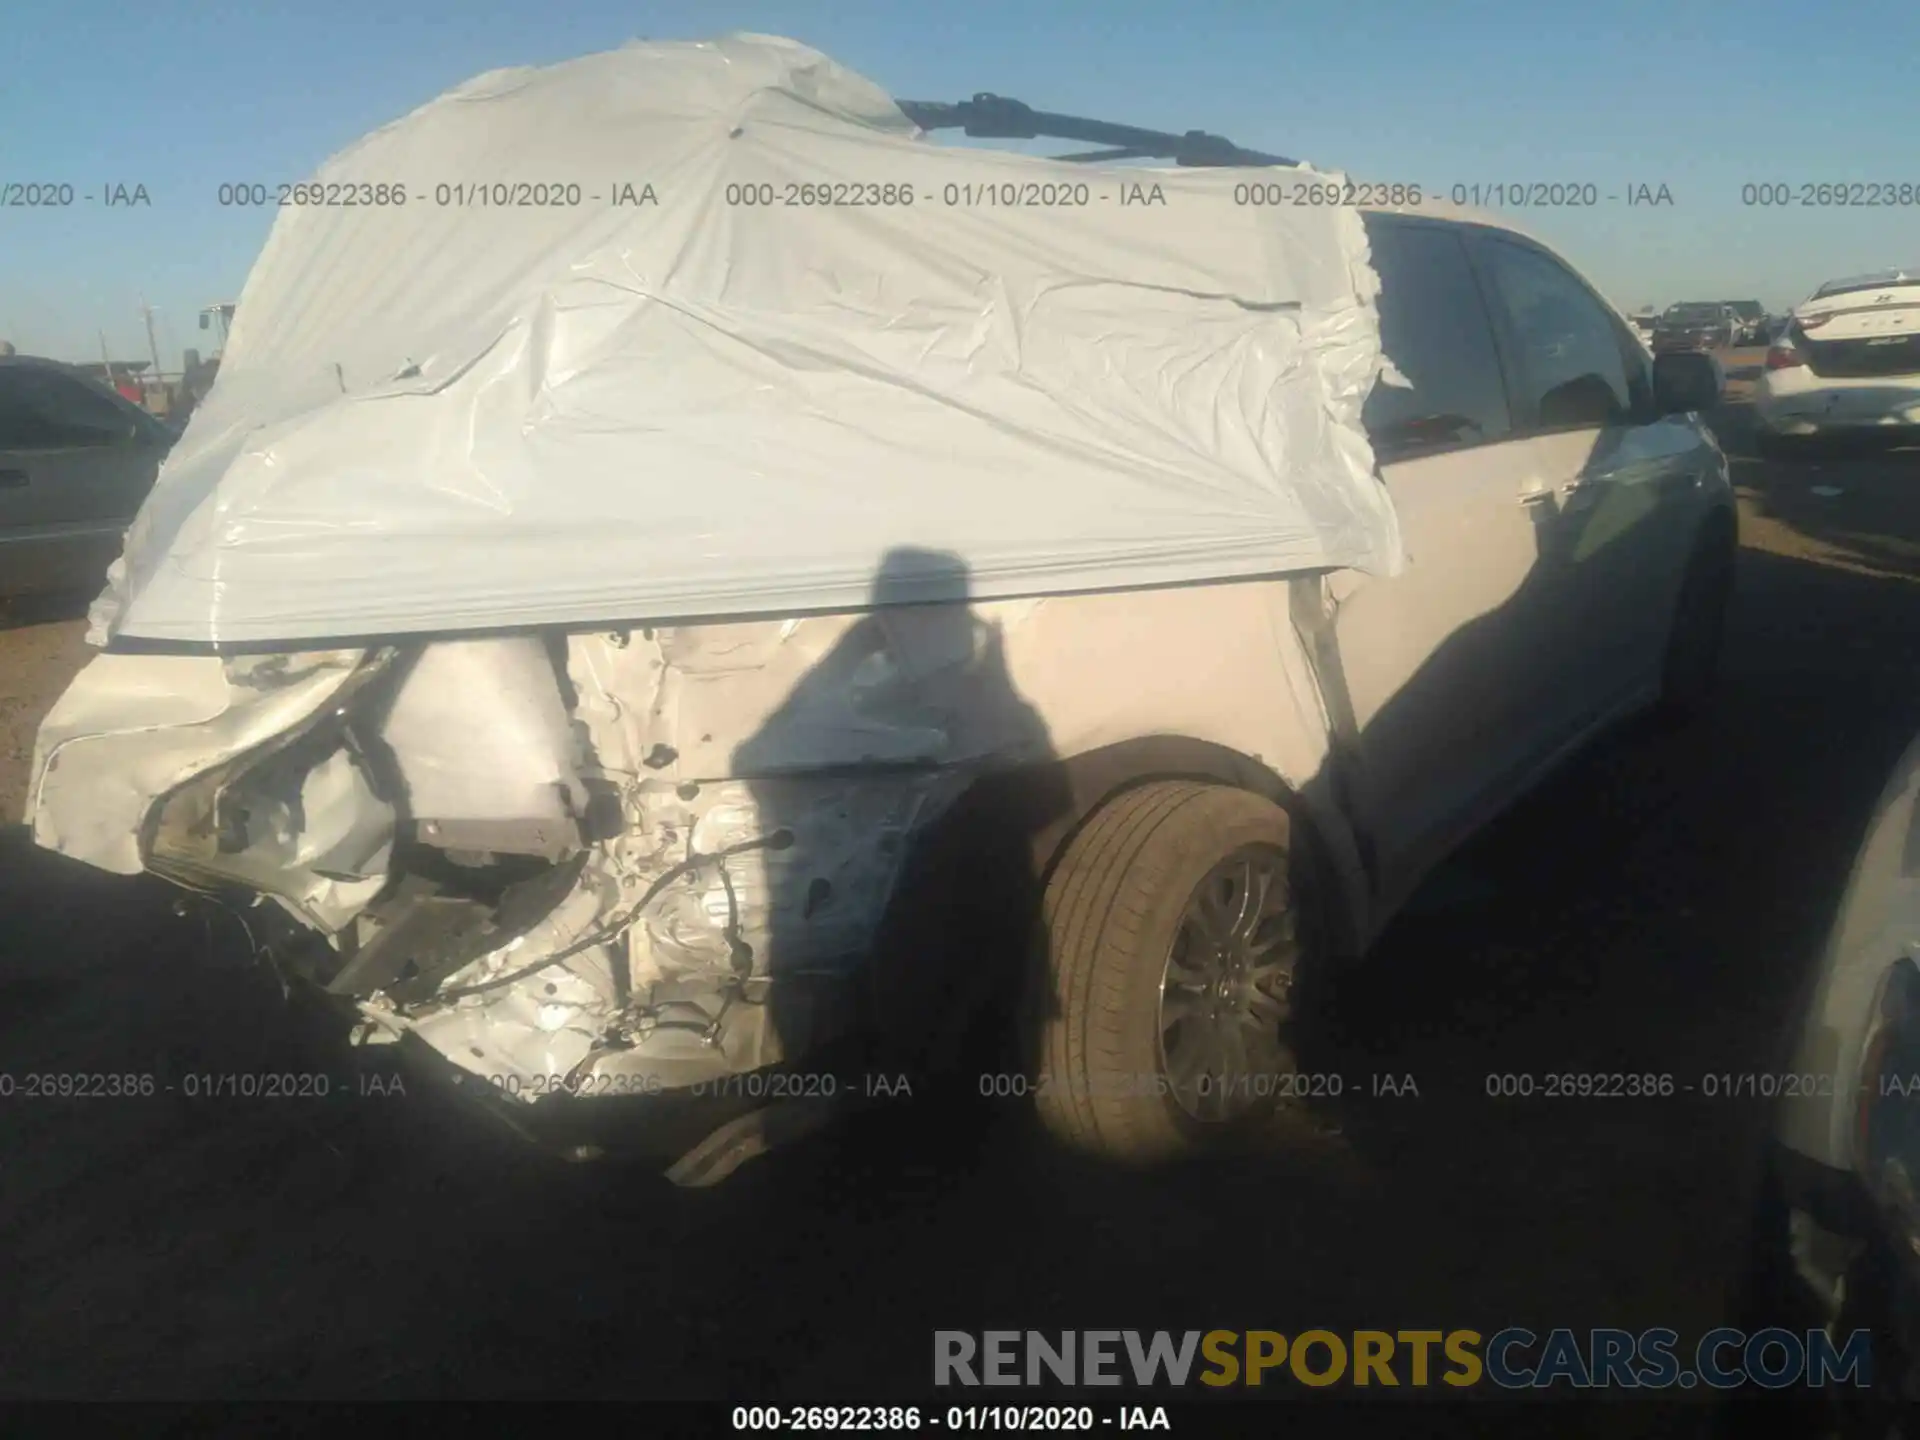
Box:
[0, 368, 136, 448]
[1814, 270, 1918, 299]
[1479, 239, 1633, 429]
[1361, 219, 1512, 459]
[0, 374, 40, 449]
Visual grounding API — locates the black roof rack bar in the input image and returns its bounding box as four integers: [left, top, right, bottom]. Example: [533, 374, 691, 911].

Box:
[1051, 147, 1158, 164]
[895, 95, 1296, 169]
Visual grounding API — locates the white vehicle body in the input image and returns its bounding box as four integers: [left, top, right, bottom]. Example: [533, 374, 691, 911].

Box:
[27, 36, 1736, 1172]
[1758, 732, 1920, 1411]
[1776, 731, 1920, 1181]
[1755, 271, 1920, 442]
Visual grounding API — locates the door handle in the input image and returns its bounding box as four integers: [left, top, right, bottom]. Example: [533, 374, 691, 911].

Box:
[1556, 476, 1600, 509]
[0, 468, 28, 488]
[1520, 473, 1613, 508]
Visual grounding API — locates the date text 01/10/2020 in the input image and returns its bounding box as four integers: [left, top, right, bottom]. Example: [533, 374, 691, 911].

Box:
[977, 1071, 1420, 1101]
[0, 1071, 408, 1099]
[729, 1404, 1173, 1432]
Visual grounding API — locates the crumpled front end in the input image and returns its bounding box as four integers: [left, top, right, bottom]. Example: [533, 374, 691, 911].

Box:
[29, 602, 1041, 1110]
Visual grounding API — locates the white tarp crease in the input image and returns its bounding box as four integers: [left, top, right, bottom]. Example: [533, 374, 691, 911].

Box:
[96, 33, 1399, 646]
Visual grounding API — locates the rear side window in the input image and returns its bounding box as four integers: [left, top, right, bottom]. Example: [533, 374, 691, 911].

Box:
[0, 374, 39, 450]
[1361, 219, 1513, 461]
[0, 368, 135, 448]
[1477, 237, 1634, 430]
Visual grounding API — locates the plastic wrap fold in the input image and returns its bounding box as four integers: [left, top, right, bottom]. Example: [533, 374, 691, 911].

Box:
[99, 33, 1400, 646]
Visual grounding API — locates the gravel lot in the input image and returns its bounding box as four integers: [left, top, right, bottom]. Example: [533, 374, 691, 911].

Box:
[1, 379, 1915, 1428]
[0, 592, 90, 824]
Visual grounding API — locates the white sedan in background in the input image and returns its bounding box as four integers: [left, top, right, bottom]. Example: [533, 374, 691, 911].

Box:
[1756, 269, 1920, 453]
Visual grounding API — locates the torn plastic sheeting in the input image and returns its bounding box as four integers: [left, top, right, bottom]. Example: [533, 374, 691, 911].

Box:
[96, 32, 1400, 648]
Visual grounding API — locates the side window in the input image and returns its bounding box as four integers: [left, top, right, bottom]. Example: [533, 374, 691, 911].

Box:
[1476, 238, 1635, 431]
[1362, 219, 1513, 460]
[4, 369, 136, 448]
[0, 374, 42, 449]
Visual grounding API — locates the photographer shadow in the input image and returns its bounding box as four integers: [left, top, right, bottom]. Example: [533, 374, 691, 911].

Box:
[726, 546, 1073, 1177]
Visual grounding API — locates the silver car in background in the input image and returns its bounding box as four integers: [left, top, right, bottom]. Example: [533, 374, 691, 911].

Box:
[0, 356, 176, 604]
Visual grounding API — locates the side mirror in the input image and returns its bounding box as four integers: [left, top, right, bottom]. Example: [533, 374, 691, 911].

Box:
[1652, 350, 1723, 415]
[199, 312, 210, 331]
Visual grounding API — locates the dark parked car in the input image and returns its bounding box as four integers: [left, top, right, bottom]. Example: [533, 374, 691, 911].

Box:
[1652, 301, 1738, 353]
[0, 355, 176, 603]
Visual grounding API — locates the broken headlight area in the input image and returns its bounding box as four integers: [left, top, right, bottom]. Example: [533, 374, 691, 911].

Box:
[142, 650, 403, 933]
[136, 632, 933, 1118]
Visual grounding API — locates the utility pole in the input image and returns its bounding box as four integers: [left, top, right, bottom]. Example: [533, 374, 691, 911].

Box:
[99, 329, 114, 387]
[140, 299, 163, 395]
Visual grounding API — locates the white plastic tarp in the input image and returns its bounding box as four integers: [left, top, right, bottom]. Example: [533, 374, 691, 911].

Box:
[98, 33, 1400, 647]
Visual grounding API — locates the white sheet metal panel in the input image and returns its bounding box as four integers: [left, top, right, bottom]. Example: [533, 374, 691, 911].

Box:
[96, 33, 1399, 646]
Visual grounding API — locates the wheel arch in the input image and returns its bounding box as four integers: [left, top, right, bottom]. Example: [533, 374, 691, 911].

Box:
[868, 733, 1369, 991]
[1036, 737, 1365, 957]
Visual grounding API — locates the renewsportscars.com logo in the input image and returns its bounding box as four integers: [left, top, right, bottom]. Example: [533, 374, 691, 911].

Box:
[934, 1328, 1873, 1390]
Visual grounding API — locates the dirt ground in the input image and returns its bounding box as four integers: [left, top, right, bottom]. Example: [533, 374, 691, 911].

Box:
[2, 373, 1916, 1428]
[0, 592, 90, 824]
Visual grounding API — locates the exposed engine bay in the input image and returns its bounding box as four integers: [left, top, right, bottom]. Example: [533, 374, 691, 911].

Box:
[32, 613, 1037, 1107]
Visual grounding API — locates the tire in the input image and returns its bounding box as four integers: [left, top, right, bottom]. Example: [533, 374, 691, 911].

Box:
[1030, 781, 1310, 1162]
[1656, 519, 1736, 725]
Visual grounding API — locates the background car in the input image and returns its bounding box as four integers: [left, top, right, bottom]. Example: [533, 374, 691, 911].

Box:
[1652, 301, 1738, 353]
[1720, 300, 1770, 346]
[1755, 269, 1920, 455]
[0, 356, 176, 605]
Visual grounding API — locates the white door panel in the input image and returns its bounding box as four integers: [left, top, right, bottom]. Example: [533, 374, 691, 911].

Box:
[1333, 439, 1563, 867]
[1471, 231, 1710, 736]
[1527, 419, 1714, 714]
[1339, 214, 1586, 875]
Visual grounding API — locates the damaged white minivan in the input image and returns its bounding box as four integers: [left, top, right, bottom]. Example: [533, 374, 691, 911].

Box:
[29, 36, 1736, 1181]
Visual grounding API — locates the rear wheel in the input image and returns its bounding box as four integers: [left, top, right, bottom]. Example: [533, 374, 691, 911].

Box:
[1030, 781, 1311, 1161]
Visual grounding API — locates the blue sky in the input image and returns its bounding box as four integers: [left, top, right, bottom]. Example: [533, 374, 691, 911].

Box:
[4, 0, 1916, 364]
